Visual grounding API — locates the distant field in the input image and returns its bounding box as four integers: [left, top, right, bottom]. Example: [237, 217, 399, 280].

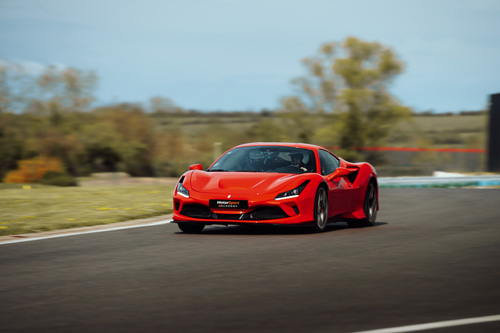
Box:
[152, 112, 261, 135]
[152, 111, 487, 148]
[389, 113, 487, 147]
[0, 184, 174, 236]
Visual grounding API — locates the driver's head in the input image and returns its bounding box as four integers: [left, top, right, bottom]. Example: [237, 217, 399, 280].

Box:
[291, 153, 303, 166]
[249, 150, 263, 165]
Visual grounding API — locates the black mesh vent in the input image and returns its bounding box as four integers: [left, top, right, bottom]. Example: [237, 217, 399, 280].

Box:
[181, 204, 212, 219]
[250, 207, 288, 220]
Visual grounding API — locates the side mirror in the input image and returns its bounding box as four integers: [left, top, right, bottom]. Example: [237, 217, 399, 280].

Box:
[326, 167, 350, 181]
[189, 164, 203, 171]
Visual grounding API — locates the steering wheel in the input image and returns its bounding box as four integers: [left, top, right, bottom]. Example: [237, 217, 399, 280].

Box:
[286, 165, 305, 173]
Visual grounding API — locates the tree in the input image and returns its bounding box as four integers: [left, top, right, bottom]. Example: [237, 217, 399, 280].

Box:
[0, 62, 38, 113]
[284, 36, 412, 161]
[36, 65, 98, 111]
[0, 113, 25, 179]
[149, 96, 184, 114]
[0, 63, 97, 115]
[82, 105, 157, 176]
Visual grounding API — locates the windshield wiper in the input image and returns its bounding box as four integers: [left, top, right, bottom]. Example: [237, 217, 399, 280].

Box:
[208, 169, 229, 172]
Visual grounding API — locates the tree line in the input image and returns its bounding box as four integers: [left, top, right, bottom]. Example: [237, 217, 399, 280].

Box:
[1, 37, 412, 182]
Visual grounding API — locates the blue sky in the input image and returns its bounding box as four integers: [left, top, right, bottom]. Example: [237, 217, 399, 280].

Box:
[1, 0, 499, 112]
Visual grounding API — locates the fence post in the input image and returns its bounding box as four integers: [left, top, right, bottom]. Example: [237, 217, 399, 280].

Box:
[213, 142, 222, 162]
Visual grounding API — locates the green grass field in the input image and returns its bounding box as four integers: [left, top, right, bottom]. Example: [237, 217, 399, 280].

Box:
[0, 184, 174, 236]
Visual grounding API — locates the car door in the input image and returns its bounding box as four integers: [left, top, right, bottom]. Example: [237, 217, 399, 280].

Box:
[318, 150, 353, 216]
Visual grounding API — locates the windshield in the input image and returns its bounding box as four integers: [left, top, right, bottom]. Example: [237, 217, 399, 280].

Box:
[208, 146, 317, 174]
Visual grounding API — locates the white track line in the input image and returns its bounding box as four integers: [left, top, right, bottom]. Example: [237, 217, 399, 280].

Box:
[0, 220, 172, 245]
[352, 314, 500, 333]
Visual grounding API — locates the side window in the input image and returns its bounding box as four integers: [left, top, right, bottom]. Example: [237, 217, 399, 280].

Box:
[318, 150, 340, 175]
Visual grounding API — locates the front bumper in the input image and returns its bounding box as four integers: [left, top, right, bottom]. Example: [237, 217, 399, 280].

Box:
[172, 189, 316, 226]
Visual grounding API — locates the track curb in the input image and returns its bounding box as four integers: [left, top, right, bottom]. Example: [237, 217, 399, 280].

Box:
[0, 214, 173, 244]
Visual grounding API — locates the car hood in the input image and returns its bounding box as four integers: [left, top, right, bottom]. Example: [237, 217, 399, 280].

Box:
[188, 171, 304, 194]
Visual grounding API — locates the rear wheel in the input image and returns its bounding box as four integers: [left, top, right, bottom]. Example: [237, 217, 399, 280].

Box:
[178, 223, 205, 233]
[348, 180, 377, 227]
[313, 187, 328, 232]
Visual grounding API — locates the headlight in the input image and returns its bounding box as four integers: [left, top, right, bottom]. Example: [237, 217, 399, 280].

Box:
[176, 181, 190, 198]
[275, 181, 310, 200]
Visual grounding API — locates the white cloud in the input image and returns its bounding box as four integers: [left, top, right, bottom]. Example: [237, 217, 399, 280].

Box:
[0, 59, 67, 76]
[18, 60, 46, 76]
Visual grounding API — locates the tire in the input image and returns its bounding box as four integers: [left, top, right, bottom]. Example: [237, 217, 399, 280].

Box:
[178, 223, 205, 233]
[348, 180, 378, 228]
[313, 187, 328, 232]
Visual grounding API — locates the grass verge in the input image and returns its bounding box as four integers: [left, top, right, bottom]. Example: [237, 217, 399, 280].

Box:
[0, 184, 174, 236]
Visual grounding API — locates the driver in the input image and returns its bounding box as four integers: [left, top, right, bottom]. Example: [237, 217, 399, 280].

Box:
[290, 153, 307, 172]
[247, 150, 264, 171]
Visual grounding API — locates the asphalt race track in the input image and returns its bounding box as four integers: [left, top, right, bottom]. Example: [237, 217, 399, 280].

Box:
[1, 188, 500, 333]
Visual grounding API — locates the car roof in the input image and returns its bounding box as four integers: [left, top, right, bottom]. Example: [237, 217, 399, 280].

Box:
[234, 142, 324, 151]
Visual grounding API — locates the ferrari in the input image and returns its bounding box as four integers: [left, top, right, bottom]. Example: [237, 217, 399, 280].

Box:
[172, 142, 378, 233]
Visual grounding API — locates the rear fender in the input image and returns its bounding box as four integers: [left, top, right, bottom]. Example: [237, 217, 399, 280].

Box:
[342, 163, 378, 219]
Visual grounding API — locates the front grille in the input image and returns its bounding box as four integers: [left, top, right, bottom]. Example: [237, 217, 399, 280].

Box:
[180, 204, 289, 221]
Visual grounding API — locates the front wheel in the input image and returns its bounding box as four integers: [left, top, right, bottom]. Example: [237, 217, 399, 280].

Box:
[313, 187, 328, 232]
[178, 223, 205, 233]
[348, 180, 378, 228]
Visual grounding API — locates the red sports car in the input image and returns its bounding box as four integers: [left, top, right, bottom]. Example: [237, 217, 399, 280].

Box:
[172, 142, 378, 233]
